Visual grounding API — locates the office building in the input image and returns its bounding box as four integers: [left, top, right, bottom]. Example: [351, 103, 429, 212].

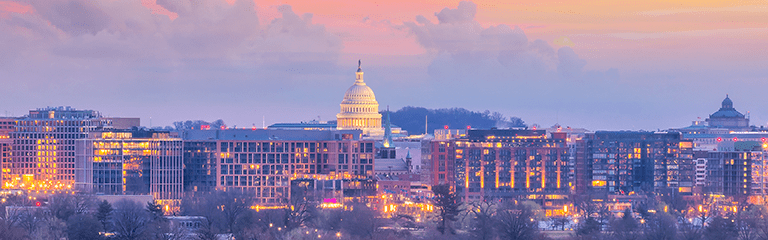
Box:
[182, 129, 376, 205]
[6, 107, 139, 191]
[75, 130, 183, 207]
[575, 131, 694, 196]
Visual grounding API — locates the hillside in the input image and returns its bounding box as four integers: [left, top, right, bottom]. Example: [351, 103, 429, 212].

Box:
[384, 106, 526, 135]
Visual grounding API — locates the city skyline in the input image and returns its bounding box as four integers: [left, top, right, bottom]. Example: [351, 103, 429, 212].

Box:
[1, 0, 766, 131]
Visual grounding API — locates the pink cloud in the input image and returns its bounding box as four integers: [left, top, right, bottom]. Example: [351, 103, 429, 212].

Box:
[140, 0, 178, 20]
[0, 1, 33, 19]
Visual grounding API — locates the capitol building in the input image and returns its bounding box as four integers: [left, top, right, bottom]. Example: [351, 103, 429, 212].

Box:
[336, 61, 383, 135]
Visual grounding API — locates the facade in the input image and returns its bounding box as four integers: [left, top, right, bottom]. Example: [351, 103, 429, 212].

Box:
[694, 151, 708, 187]
[0, 118, 14, 187]
[6, 107, 138, 191]
[575, 131, 694, 196]
[182, 129, 376, 205]
[430, 129, 569, 209]
[74, 130, 183, 207]
[335, 61, 382, 134]
[705, 151, 751, 196]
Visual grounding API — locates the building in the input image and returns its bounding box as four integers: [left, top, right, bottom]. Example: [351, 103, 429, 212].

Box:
[706, 95, 749, 130]
[0, 118, 14, 187]
[335, 61, 382, 135]
[694, 151, 708, 187]
[429, 129, 570, 213]
[575, 131, 694, 197]
[705, 151, 751, 196]
[182, 129, 376, 205]
[6, 107, 139, 191]
[74, 130, 183, 207]
[268, 121, 336, 131]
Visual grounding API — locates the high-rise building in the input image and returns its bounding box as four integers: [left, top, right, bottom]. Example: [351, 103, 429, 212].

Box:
[430, 129, 569, 208]
[0, 118, 15, 187]
[74, 130, 183, 207]
[335, 61, 382, 134]
[575, 131, 694, 196]
[6, 107, 139, 191]
[182, 129, 376, 205]
[705, 151, 751, 196]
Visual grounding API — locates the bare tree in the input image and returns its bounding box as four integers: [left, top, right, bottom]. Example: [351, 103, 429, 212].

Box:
[111, 199, 152, 240]
[340, 203, 380, 239]
[494, 202, 543, 240]
[66, 214, 103, 240]
[181, 190, 251, 234]
[609, 208, 639, 240]
[468, 201, 496, 240]
[642, 212, 677, 240]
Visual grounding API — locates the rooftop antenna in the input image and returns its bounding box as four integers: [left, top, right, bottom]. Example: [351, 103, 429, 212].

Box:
[262, 116, 265, 129]
[425, 115, 428, 135]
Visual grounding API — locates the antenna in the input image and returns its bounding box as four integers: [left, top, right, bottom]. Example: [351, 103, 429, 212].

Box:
[425, 115, 428, 135]
[262, 116, 265, 129]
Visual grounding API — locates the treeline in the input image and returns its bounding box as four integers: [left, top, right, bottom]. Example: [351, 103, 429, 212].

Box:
[0, 193, 168, 240]
[148, 119, 227, 131]
[385, 107, 526, 135]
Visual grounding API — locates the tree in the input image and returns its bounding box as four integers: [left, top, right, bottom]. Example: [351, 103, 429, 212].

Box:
[677, 215, 703, 240]
[111, 199, 152, 240]
[575, 217, 602, 240]
[494, 202, 543, 240]
[704, 216, 738, 240]
[432, 184, 462, 234]
[181, 190, 251, 234]
[0, 219, 27, 240]
[47, 193, 98, 221]
[283, 185, 316, 232]
[468, 201, 496, 240]
[643, 212, 677, 240]
[735, 205, 761, 240]
[13, 207, 45, 237]
[610, 208, 639, 240]
[67, 214, 103, 240]
[340, 203, 380, 239]
[96, 200, 114, 230]
[38, 217, 67, 240]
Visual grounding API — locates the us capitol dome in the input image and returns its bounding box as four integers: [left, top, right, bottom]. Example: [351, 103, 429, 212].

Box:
[336, 60, 382, 134]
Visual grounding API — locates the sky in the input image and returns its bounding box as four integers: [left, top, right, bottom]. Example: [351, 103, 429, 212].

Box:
[0, 0, 767, 131]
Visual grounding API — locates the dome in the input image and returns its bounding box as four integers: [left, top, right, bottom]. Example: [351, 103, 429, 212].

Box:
[722, 95, 733, 109]
[336, 61, 382, 132]
[710, 94, 744, 118]
[343, 83, 377, 103]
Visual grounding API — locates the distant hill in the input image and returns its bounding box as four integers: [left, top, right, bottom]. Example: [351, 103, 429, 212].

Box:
[383, 106, 526, 135]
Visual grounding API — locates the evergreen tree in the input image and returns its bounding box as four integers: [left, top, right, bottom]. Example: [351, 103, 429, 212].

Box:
[432, 184, 462, 234]
[95, 200, 113, 229]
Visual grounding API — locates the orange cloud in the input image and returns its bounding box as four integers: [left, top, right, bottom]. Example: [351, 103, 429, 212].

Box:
[140, 0, 178, 20]
[0, 1, 33, 19]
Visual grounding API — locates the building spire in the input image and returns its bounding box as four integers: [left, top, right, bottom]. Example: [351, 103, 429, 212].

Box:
[383, 105, 393, 148]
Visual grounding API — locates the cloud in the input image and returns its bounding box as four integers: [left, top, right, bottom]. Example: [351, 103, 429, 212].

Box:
[0, 0, 342, 66]
[0, 0, 346, 127]
[404, 1, 610, 82]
